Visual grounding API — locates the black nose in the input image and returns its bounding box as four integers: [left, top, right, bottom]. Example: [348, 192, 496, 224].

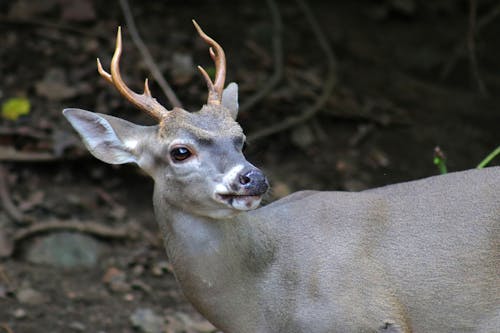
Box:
[238, 169, 269, 195]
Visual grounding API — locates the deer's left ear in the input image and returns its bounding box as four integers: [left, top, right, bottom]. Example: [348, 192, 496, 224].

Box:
[222, 82, 239, 120]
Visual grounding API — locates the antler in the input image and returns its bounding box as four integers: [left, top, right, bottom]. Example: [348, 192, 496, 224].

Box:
[192, 20, 226, 106]
[97, 27, 169, 120]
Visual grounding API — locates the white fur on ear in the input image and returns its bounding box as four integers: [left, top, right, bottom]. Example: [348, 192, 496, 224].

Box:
[221, 82, 239, 120]
[63, 108, 137, 165]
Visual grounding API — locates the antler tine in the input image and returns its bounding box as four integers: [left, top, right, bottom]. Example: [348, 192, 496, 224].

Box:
[97, 27, 168, 120]
[192, 20, 226, 105]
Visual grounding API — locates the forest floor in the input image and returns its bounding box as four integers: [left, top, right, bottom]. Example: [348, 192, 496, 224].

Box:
[0, 0, 499, 332]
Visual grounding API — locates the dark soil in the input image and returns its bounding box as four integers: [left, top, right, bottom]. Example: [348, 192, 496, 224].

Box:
[1, 1, 499, 332]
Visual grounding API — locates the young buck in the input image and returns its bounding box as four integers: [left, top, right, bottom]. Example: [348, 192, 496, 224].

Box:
[63, 21, 499, 333]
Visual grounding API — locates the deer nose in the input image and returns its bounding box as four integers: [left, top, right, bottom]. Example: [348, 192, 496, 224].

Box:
[238, 169, 269, 195]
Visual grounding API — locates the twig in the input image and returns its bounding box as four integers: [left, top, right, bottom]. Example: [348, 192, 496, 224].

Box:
[440, 3, 500, 81]
[118, 0, 182, 109]
[248, 0, 337, 142]
[467, 0, 488, 96]
[0, 265, 12, 286]
[349, 124, 375, 147]
[240, 0, 284, 113]
[0, 164, 33, 224]
[13, 220, 140, 243]
[0, 14, 108, 41]
[0, 146, 57, 162]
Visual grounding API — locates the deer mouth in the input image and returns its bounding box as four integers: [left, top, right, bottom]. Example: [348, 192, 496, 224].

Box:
[214, 192, 263, 211]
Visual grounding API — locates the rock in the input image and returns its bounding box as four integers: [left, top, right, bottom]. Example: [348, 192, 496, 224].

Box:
[102, 267, 131, 293]
[16, 287, 49, 305]
[68, 321, 86, 331]
[12, 308, 27, 319]
[24, 232, 102, 269]
[164, 311, 217, 333]
[130, 308, 166, 333]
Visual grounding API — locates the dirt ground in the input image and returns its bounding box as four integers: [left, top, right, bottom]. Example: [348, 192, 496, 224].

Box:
[0, 0, 499, 332]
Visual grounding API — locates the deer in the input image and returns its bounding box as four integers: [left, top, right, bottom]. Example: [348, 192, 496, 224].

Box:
[63, 21, 499, 333]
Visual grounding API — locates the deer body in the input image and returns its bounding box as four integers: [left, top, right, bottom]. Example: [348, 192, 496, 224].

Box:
[157, 168, 499, 333]
[64, 22, 499, 333]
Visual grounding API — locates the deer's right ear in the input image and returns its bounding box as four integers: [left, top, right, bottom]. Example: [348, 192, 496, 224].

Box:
[221, 82, 239, 120]
[63, 108, 147, 165]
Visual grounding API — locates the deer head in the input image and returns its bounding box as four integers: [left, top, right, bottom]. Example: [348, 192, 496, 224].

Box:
[63, 21, 269, 219]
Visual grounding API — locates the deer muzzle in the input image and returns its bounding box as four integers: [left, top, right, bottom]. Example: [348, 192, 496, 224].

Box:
[214, 166, 269, 211]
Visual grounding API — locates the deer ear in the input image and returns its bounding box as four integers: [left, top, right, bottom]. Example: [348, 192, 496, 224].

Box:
[221, 82, 239, 120]
[63, 108, 147, 165]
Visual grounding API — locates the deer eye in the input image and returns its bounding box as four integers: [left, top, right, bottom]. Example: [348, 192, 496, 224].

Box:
[170, 146, 193, 162]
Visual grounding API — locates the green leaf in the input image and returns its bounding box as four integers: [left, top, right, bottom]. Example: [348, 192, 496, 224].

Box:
[433, 147, 447, 174]
[2, 97, 31, 120]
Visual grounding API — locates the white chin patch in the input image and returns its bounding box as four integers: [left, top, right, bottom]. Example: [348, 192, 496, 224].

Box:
[231, 196, 262, 211]
[213, 192, 263, 212]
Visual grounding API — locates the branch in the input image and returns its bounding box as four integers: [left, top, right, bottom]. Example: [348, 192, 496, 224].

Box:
[118, 0, 183, 108]
[0, 14, 108, 40]
[248, 0, 337, 142]
[13, 219, 140, 242]
[467, 0, 488, 96]
[240, 0, 284, 113]
[440, 3, 500, 82]
[0, 146, 57, 162]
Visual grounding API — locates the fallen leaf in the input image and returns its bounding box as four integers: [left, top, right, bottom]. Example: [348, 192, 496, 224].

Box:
[1, 97, 31, 121]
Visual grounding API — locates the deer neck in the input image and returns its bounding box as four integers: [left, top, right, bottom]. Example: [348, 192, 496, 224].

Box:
[154, 199, 274, 273]
[153, 195, 275, 331]
[158, 204, 235, 264]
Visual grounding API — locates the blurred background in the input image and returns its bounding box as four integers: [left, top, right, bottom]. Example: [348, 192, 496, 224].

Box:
[0, 0, 499, 332]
